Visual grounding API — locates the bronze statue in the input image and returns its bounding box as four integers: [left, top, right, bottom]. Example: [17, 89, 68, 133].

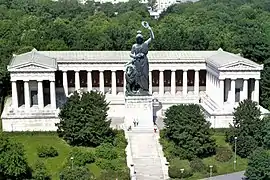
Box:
[125, 21, 155, 96]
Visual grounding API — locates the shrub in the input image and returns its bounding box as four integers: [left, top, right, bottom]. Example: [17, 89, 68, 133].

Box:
[68, 147, 95, 166]
[32, 160, 51, 180]
[168, 158, 193, 178]
[190, 158, 207, 173]
[215, 147, 233, 162]
[113, 130, 127, 149]
[59, 166, 94, 180]
[96, 158, 125, 171]
[98, 169, 130, 180]
[37, 145, 58, 158]
[95, 143, 118, 160]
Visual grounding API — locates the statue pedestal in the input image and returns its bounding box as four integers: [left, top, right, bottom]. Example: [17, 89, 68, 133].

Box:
[124, 96, 153, 128]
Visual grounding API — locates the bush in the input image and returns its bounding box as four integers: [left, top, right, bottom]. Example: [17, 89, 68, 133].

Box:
[168, 158, 193, 178]
[96, 158, 125, 171]
[113, 130, 127, 149]
[32, 160, 51, 180]
[95, 143, 118, 160]
[215, 147, 233, 162]
[68, 147, 95, 166]
[37, 145, 58, 158]
[190, 158, 207, 173]
[98, 169, 130, 180]
[59, 166, 94, 180]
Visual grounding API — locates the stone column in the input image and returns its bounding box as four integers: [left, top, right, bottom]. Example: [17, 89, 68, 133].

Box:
[38, 81, 44, 109]
[183, 70, 188, 96]
[206, 72, 209, 94]
[12, 81, 18, 109]
[50, 81, 56, 109]
[75, 71, 80, 90]
[99, 70, 104, 93]
[123, 71, 126, 94]
[254, 79, 259, 103]
[194, 70, 199, 95]
[230, 79, 236, 104]
[24, 81, 30, 109]
[87, 71, 92, 92]
[149, 71, 152, 94]
[219, 79, 224, 106]
[63, 71, 68, 96]
[171, 70, 176, 96]
[159, 70, 164, 95]
[242, 79, 248, 101]
[111, 70, 116, 95]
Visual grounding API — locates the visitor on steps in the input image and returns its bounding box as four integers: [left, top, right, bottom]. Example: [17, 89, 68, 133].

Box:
[154, 126, 157, 133]
[133, 119, 136, 127]
[136, 118, 139, 126]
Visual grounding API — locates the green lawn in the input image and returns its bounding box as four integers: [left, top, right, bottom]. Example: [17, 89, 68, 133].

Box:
[187, 134, 248, 180]
[5, 133, 102, 180]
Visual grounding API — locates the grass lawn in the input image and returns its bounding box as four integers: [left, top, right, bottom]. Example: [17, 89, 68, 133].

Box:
[186, 133, 248, 180]
[5, 133, 103, 180]
[161, 131, 248, 180]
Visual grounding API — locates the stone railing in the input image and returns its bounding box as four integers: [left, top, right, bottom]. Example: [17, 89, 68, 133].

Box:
[154, 132, 169, 179]
[123, 124, 137, 180]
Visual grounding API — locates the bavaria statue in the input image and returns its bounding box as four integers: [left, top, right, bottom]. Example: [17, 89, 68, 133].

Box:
[125, 21, 155, 96]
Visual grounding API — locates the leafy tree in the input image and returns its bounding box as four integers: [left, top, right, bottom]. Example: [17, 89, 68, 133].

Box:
[147, 0, 157, 11]
[261, 58, 270, 109]
[56, 91, 114, 147]
[227, 99, 263, 157]
[260, 117, 270, 149]
[163, 104, 216, 159]
[0, 134, 31, 179]
[32, 160, 51, 180]
[59, 166, 94, 180]
[245, 148, 270, 180]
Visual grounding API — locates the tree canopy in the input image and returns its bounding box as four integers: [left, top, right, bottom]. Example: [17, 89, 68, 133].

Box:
[56, 91, 114, 147]
[163, 104, 216, 159]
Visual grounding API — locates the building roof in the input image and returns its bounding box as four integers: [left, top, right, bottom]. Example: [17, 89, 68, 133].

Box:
[9, 49, 57, 69]
[8, 48, 263, 71]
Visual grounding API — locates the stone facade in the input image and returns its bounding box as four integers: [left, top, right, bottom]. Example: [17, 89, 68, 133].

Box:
[1, 48, 269, 131]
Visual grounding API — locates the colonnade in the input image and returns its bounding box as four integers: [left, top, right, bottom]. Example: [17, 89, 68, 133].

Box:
[61, 69, 202, 97]
[12, 80, 56, 110]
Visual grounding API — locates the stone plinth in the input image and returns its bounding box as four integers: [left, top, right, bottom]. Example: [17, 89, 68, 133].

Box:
[125, 96, 153, 128]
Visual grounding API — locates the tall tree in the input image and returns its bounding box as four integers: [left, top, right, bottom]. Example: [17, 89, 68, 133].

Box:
[163, 104, 216, 159]
[56, 91, 114, 147]
[260, 58, 270, 110]
[245, 148, 270, 180]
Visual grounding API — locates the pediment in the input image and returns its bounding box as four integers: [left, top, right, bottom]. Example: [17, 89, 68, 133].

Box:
[219, 61, 262, 71]
[8, 63, 56, 72]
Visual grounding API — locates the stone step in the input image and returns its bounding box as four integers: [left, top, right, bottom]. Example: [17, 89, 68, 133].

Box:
[136, 174, 165, 180]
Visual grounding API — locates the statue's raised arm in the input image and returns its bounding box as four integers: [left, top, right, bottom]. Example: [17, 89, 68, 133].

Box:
[142, 21, 154, 45]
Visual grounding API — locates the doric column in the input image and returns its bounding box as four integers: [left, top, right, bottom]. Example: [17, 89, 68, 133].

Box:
[38, 81, 44, 109]
[24, 81, 30, 109]
[254, 79, 259, 103]
[159, 70, 164, 95]
[183, 70, 188, 96]
[230, 79, 236, 104]
[123, 71, 126, 93]
[206, 72, 209, 94]
[99, 70, 104, 93]
[242, 79, 248, 101]
[111, 70, 116, 95]
[87, 71, 92, 92]
[219, 79, 224, 106]
[63, 71, 68, 96]
[149, 71, 152, 94]
[11, 81, 18, 109]
[194, 70, 199, 95]
[50, 81, 56, 109]
[171, 70, 176, 96]
[75, 71, 80, 90]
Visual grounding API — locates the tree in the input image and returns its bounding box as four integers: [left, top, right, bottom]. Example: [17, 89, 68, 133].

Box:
[32, 160, 51, 180]
[245, 148, 270, 180]
[0, 134, 31, 179]
[56, 91, 114, 147]
[227, 99, 263, 158]
[59, 166, 94, 180]
[147, 0, 157, 11]
[163, 104, 216, 159]
[260, 58, 270, 110]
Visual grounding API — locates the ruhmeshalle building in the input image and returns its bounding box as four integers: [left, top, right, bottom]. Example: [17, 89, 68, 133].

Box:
[1, 48, 269, 131]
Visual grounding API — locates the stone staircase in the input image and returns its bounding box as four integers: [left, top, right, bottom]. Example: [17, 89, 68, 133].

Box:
[127, 128, 167, 180]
